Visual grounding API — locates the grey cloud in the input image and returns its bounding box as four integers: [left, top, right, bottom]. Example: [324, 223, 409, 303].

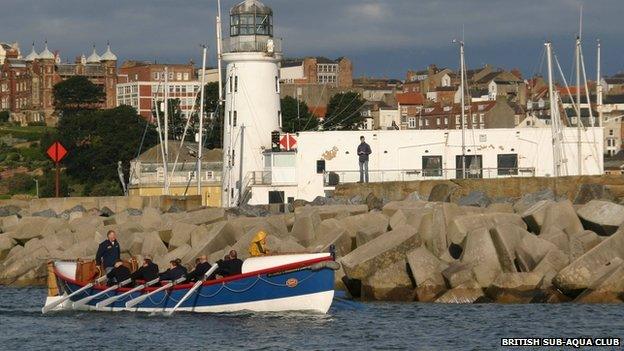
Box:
[1, 0, 622, 77]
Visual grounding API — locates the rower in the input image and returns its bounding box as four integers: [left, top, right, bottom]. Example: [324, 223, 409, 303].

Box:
[186, 255, 212, 282]
[159, 259, 187, 282]
[106, 259, 131, 286]
[131, 256, 159, 282]
[222, 250, 243, 276]
[96, 230, 121, 274]
[248, 230, 270, 257]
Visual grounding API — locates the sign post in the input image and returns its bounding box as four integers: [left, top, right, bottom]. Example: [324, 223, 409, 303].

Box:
[46, 141, 68, 198]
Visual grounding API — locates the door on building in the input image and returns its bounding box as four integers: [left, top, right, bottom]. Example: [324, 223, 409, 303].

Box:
[268, 191, 285, 204]
[455, 155, 483, 179]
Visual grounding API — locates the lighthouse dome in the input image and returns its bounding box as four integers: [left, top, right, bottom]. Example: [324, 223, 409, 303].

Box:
[230, 0, 273, 37]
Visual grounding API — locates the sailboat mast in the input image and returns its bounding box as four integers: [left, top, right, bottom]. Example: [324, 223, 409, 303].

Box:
[217, 0, 229, 208]
[546, 42, 560, 177]
[576, 36, 582, 175]
[455, 39, 467, 179]
[597, 40, 603, 127]
[163, 66, 170, 194]
[197, 46, 207, 198]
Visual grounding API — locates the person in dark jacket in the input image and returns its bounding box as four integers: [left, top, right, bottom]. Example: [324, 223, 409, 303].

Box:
[226, 250, 243, 276]
[216, 250, 243, 277]
[357, 136, 372, 183]
[159, 259, 187, 281]
[96, 230, 121, 274]
[131, 256, 159, 282]
[186, 255, 212, 282]
[106, 260, 131, 286]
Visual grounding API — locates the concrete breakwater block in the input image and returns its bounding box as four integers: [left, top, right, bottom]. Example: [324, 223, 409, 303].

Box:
[574, 258, 624, 303]
[341, 224, 420, 281]
[361, 260, 414, 301]
[485, 272, 544, 303]
[576, 200, 624, 236]
[435, 281, 485, 304]
[553, 229, 624, 295]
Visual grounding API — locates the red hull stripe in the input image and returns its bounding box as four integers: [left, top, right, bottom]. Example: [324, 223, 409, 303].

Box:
[55, 255, 333, 293]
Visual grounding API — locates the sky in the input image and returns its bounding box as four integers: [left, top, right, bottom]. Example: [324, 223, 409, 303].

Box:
[2, 0, 623, 80]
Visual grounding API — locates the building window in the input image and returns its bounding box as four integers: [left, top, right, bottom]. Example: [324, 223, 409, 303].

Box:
[610, 129, 614, 136]
[422, 156, 442, 177]
[234, 76, 238, 92]
[425, 119, 430, 126]
[479, 113, 484, 123]
[444, 117, 448, 125]
[408, 117, 416, 129]
[497, 154, 518, 175]
[176, 72, 182, 80]
[183, 73, 189, 80]
[455, 115, 460, 125]
[472, 114, 477, 123]
[436, 117, 440, 125]
[233, 111, 237, 126]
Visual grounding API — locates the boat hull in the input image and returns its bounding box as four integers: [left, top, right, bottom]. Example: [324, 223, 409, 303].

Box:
[49, 254, 336, 314]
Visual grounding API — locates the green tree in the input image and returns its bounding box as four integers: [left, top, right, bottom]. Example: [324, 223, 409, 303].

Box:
[280, 96, 318, 133]
[5, 173, 35, 194]
[53, 76, 105, 117]
[0, 110, 9, 122]
[57, 105, 158, 189]
[323, 92, 366, 130]
[37, 170, 69, 198]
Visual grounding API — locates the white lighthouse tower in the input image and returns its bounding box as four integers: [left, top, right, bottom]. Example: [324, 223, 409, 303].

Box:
[221, 0, 282, 207]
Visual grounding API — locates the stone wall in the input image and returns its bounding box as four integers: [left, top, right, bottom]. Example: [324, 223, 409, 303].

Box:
[0, 195, 203, 215]
[333, 175, 624, 203]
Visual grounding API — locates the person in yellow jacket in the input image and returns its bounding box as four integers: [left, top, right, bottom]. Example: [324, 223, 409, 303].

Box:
[249, 230, 270, 257]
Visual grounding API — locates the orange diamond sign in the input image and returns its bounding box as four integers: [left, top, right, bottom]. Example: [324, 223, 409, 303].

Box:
[47, 141, 68, 163]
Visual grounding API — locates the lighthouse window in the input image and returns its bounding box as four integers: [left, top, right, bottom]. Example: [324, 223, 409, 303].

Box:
[278, 110, 282, 128]
[234, 76, 238, 92]
[275, 76, 279, 93]
[229, 75, 233, 93]
[228, 111, 232, 126]
[233, 111, 237, 126]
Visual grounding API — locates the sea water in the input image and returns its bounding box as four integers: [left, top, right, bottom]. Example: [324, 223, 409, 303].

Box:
[1, 287, 623, 350]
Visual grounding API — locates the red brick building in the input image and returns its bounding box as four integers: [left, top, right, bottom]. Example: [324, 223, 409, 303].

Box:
[280, 57, 353, 88]
[117, 61, 200, 120]
[0, 42, 118, 125]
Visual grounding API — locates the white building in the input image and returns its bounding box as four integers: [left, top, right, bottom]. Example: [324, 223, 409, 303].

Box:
[221, 0, 282, 207]
[247, 128, 604, 205]
[116, 80, 202, 120]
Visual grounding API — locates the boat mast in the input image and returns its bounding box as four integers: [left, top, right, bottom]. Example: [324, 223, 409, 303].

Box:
[217, 0, 228, 207]
[597, 39, 603, 127]
[546, 42, 560, 177]
[454, 39, 467, 179]
[575, 7, 582, 175]
[197, 46, 207, 198]
[163, 66, 170, 194]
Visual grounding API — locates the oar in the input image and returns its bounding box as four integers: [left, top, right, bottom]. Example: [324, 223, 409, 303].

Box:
[95, 278, 160, 310]
[72, 278, 132, 308]
[125, 276, 187, 309]
[41, 275, 108, 314]
[166, 264, 219, 316]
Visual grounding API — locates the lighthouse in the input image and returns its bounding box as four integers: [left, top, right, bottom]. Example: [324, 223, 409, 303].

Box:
[221, 0, 282, 207]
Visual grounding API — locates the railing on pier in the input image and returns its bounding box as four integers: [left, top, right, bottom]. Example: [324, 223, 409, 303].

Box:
[323, 167, 536, 186]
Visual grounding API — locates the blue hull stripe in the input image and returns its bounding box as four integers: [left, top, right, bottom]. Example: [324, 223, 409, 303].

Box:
[61, 268, 334, 309]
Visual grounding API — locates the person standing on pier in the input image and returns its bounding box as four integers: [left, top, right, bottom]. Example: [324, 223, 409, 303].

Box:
[96, 230, 121, 274]
[357, 136, 372, 183]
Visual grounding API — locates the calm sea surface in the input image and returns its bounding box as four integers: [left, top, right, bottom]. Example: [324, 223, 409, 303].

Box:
[1, 287, 623, 350]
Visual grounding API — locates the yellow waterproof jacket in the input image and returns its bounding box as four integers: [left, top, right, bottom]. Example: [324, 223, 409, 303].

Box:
[249, 231, 269, 257]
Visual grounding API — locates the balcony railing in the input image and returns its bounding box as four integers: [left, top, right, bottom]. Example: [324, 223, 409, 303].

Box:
[222, 37, 282, 54]
[323, 167, 535, 186]
[130, 170, 222, 186]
